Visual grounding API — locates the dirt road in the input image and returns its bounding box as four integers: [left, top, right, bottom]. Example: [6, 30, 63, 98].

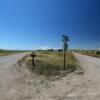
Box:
[0, 53, 28, 69]
[0, 52, 100, 100]
[72, 52, 100, 99]
[0, 53, 29, 100]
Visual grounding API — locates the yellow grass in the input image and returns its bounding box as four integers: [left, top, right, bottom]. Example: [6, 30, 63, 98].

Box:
[79, 50, 100, 58]
[25, 51, 80, 77]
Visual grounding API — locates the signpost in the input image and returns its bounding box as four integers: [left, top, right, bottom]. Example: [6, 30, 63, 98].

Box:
[62, 35, 69, 70]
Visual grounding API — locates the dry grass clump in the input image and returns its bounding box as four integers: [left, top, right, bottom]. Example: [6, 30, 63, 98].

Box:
[0, 50, 24, 56]
[79, 50, 100, 58]
[25, 51, 80, 77]
[0, 51, 13, 56]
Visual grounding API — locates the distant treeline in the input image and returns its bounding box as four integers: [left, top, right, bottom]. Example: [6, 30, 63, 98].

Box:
[35, 49, 63, 52]
[72, 49, 100, 53]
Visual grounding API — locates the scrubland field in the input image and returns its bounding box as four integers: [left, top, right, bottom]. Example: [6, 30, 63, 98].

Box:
[0, 49, 26, 56]
[25, 50, 81, 78]
[74, 50, 100, 58]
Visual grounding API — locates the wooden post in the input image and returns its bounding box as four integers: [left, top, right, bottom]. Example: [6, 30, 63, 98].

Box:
[31, 52, 36, 66]
[63, 43, 66, 70]
[62, 35, 69, 70]
[63, 43, 68, 70]
[58, 49, 63, 56]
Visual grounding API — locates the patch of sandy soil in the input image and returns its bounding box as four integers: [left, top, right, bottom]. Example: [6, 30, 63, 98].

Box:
[0, 60, 85, 100]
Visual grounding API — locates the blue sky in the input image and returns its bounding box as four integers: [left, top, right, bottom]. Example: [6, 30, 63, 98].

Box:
[0, 0, 100, 50]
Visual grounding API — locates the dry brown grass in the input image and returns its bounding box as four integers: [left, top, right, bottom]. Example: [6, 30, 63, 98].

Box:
[79, 50, 100, 58]
[0, 50, 25, 56]
[25, 51, 80, 77]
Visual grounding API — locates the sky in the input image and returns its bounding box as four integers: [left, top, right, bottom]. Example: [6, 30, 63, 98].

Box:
[0, 0, 100, 50]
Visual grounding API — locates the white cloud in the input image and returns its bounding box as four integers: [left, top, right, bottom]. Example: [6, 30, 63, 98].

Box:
[35, 45, 58, 50]
[39, 45, 51, 50]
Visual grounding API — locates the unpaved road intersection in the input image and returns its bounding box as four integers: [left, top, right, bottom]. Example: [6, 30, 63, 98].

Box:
[0, 53, 100, 100]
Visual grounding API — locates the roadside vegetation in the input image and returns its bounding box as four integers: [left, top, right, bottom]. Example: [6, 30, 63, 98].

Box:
[74, 50, 100, 58]
[24, 50, 81, 78]
[21, 35, 82, 79]
[0, 49, 26, 56]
